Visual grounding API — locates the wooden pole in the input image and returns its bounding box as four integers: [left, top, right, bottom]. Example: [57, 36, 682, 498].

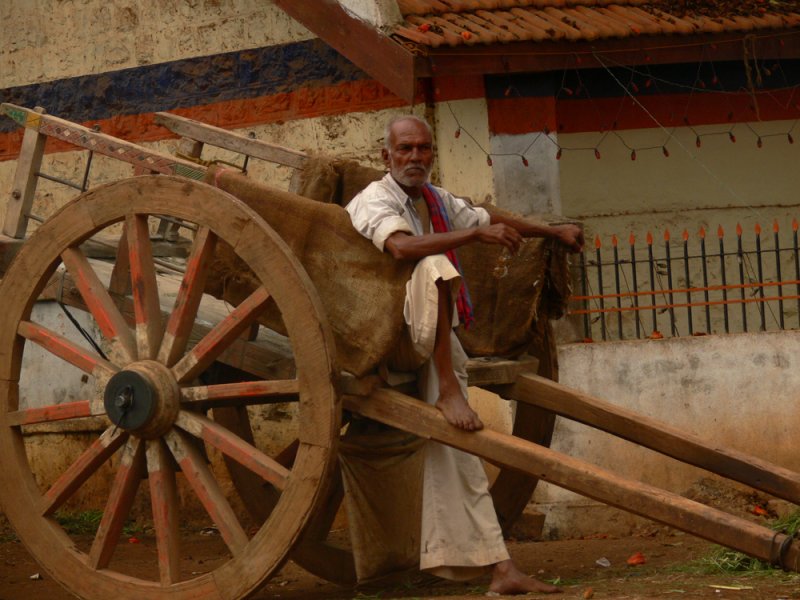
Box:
[344, 388, 799, 571]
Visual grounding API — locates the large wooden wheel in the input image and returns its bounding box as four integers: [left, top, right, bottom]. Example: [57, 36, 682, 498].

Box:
[0, 176, 340, 599]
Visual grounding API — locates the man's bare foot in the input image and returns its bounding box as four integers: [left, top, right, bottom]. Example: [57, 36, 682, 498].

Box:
[489, 559, 561, 595]
[436, 382, 483, 431]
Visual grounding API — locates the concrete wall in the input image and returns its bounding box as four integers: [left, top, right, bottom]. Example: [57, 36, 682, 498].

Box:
[0, 1, 497, 232]
[533, 329, 800, 537]
[559, 120, 800, 242]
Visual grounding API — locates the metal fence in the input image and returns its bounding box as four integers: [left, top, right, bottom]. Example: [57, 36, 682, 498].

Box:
[570, 219, 800, 341]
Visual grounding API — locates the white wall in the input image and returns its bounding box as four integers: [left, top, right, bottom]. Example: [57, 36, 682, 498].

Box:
[533, 330, 800, 537]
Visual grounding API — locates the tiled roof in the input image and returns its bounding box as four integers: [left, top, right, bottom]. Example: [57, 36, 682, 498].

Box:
[394, 0, 800, 47]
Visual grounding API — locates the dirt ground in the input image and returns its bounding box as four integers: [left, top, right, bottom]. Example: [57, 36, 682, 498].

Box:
[1, 479, 797, 599]
[1, 528, 798, 600]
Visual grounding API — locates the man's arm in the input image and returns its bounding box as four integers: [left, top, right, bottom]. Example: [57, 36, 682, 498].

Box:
[490, 212, 584, 253]
[384, 218, 584, 261]
[384, 224, 525, 261]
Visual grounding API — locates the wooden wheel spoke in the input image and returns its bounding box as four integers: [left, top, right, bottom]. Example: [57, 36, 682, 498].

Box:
[172, 287, 271, 383]
[126, 215, 163, 360]
[88, 438, 145, 570]
[175, 411, 288, 490]
[60, 247, 137, 365]
[146, 439, 181, 586]
[157, 227, 217, 367]
[181, 379, 299, 407]
[165, 428, 249, 556]
[7, 400, 93, 427]
[41, 428, 128, 517]
[18, 320, 118, 378]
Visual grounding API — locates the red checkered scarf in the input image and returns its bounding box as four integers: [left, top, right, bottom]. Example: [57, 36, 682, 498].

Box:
[421, 184, 475, 329]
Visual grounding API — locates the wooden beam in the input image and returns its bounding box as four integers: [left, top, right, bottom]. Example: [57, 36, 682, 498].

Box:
[343, 388, 800, 571]
[272, 0, 419, 103]
[501, 373, 800, 504]
[3, 106, 46, 239]
[154, 113, 309, 170]
[1, 103, 207, 180]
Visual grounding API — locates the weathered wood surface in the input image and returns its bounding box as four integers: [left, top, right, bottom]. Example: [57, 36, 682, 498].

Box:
[2, 106, 46, 239]
[500, 373, 800, 504]
[154, 112, 309, 170]
[40, 260, 297, 381]
[343, 388, 800, 571]
[1, 103, 207, 180]
[0, 176, 340, 599]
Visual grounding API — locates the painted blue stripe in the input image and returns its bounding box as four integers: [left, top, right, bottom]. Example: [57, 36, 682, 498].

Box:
[0, 39, 366, 133]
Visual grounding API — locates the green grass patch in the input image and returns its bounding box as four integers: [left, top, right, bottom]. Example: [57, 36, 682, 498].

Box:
[692, 508, 800, 575]
[55, 510, 144, 536]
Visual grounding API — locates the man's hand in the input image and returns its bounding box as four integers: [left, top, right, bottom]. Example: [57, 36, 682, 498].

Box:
[475, 223, 523, 253]
[551, 223, 584, 252]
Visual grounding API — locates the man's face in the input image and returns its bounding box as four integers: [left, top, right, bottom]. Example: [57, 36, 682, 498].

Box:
[382, 119, 433, 192]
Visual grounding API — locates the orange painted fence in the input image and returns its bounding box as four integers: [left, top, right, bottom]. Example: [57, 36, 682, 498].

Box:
[569, 219, 800, 341]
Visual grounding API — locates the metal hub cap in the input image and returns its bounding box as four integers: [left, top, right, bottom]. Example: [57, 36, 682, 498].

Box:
[102, 360, 180, 438]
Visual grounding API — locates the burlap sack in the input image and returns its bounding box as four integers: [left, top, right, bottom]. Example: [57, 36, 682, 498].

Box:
[456, 205, 572, 358]
[294, 154, 385, 206]
[338, 422, 425, 581]
[203, 165, 412, 377]
[294, 156, 571, 359]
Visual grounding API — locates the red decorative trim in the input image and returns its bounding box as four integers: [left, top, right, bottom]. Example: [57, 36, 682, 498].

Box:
[0, 79, 407, 161]
[488, 97, 558, 135]
[432, 75, 486, 102]
[488, 89, 800, 135]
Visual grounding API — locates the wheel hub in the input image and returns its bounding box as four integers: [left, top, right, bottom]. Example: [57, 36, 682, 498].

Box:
[103, 360, 180, 438]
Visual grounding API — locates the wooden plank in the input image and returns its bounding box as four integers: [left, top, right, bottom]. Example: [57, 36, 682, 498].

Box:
[146, 439, 181, 586]
[1, 103, 207, 180]
[39, 264, 297, 380]
[2, 106, 46, 239]
[157, 226, 217, 367]
[175, 411, 289, 490]
[272, 0, 419, 103]
[165, 429, 249, 556]
[0, 234, 25, 276]
[181, 379, 299, 406]
[60, 247, 137, 365]
[88, 437, 145, 570]
[6, 400, 92, 427]
[343, 388, 800, 571]
[505, 373, 800, 504]
[154, 113, 309, 170]
[171, 286, 271, 383]
[465, 356, 539, 387]
[17, 320, 118, 378]
[126, 215, 163, 359]
[40, 428, 128, 516]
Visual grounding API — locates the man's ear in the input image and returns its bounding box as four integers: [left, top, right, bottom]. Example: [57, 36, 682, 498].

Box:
[381, 147, 390, 168]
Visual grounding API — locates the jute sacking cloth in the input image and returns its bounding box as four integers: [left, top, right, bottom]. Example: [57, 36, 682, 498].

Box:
[294, 156, 572, 360]
[203, 165, 412, 377]
[203, 160, 572, 374]
[455, 205, 572, 358]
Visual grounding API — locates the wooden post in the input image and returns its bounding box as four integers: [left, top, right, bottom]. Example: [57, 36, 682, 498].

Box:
[3, 106, 46, 239]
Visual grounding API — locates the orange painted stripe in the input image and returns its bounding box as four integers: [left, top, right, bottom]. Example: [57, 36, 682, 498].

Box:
[0, 79, 407, 162]
[6, 400, 92, 426]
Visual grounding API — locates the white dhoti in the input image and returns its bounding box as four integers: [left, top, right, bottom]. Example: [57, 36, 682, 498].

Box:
[405, 256, 510, 580]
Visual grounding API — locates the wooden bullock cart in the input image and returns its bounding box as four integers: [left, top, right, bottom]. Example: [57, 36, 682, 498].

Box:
[0, 103, 797, 600]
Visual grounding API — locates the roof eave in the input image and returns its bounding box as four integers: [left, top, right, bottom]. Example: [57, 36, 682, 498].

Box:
[273, 0, 421, 103]
[416, 30, 800, 78]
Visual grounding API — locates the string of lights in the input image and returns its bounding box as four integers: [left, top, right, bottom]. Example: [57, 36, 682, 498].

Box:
[445, 52, 800, 165]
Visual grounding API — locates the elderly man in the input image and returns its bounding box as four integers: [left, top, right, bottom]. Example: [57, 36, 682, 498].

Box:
[346, 115, 583, 594]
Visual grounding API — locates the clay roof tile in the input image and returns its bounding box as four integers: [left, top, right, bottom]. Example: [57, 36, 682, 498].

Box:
[394, 1, 800, 47]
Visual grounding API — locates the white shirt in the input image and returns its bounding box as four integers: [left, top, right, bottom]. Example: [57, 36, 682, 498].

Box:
[346, 173, 490, 252]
